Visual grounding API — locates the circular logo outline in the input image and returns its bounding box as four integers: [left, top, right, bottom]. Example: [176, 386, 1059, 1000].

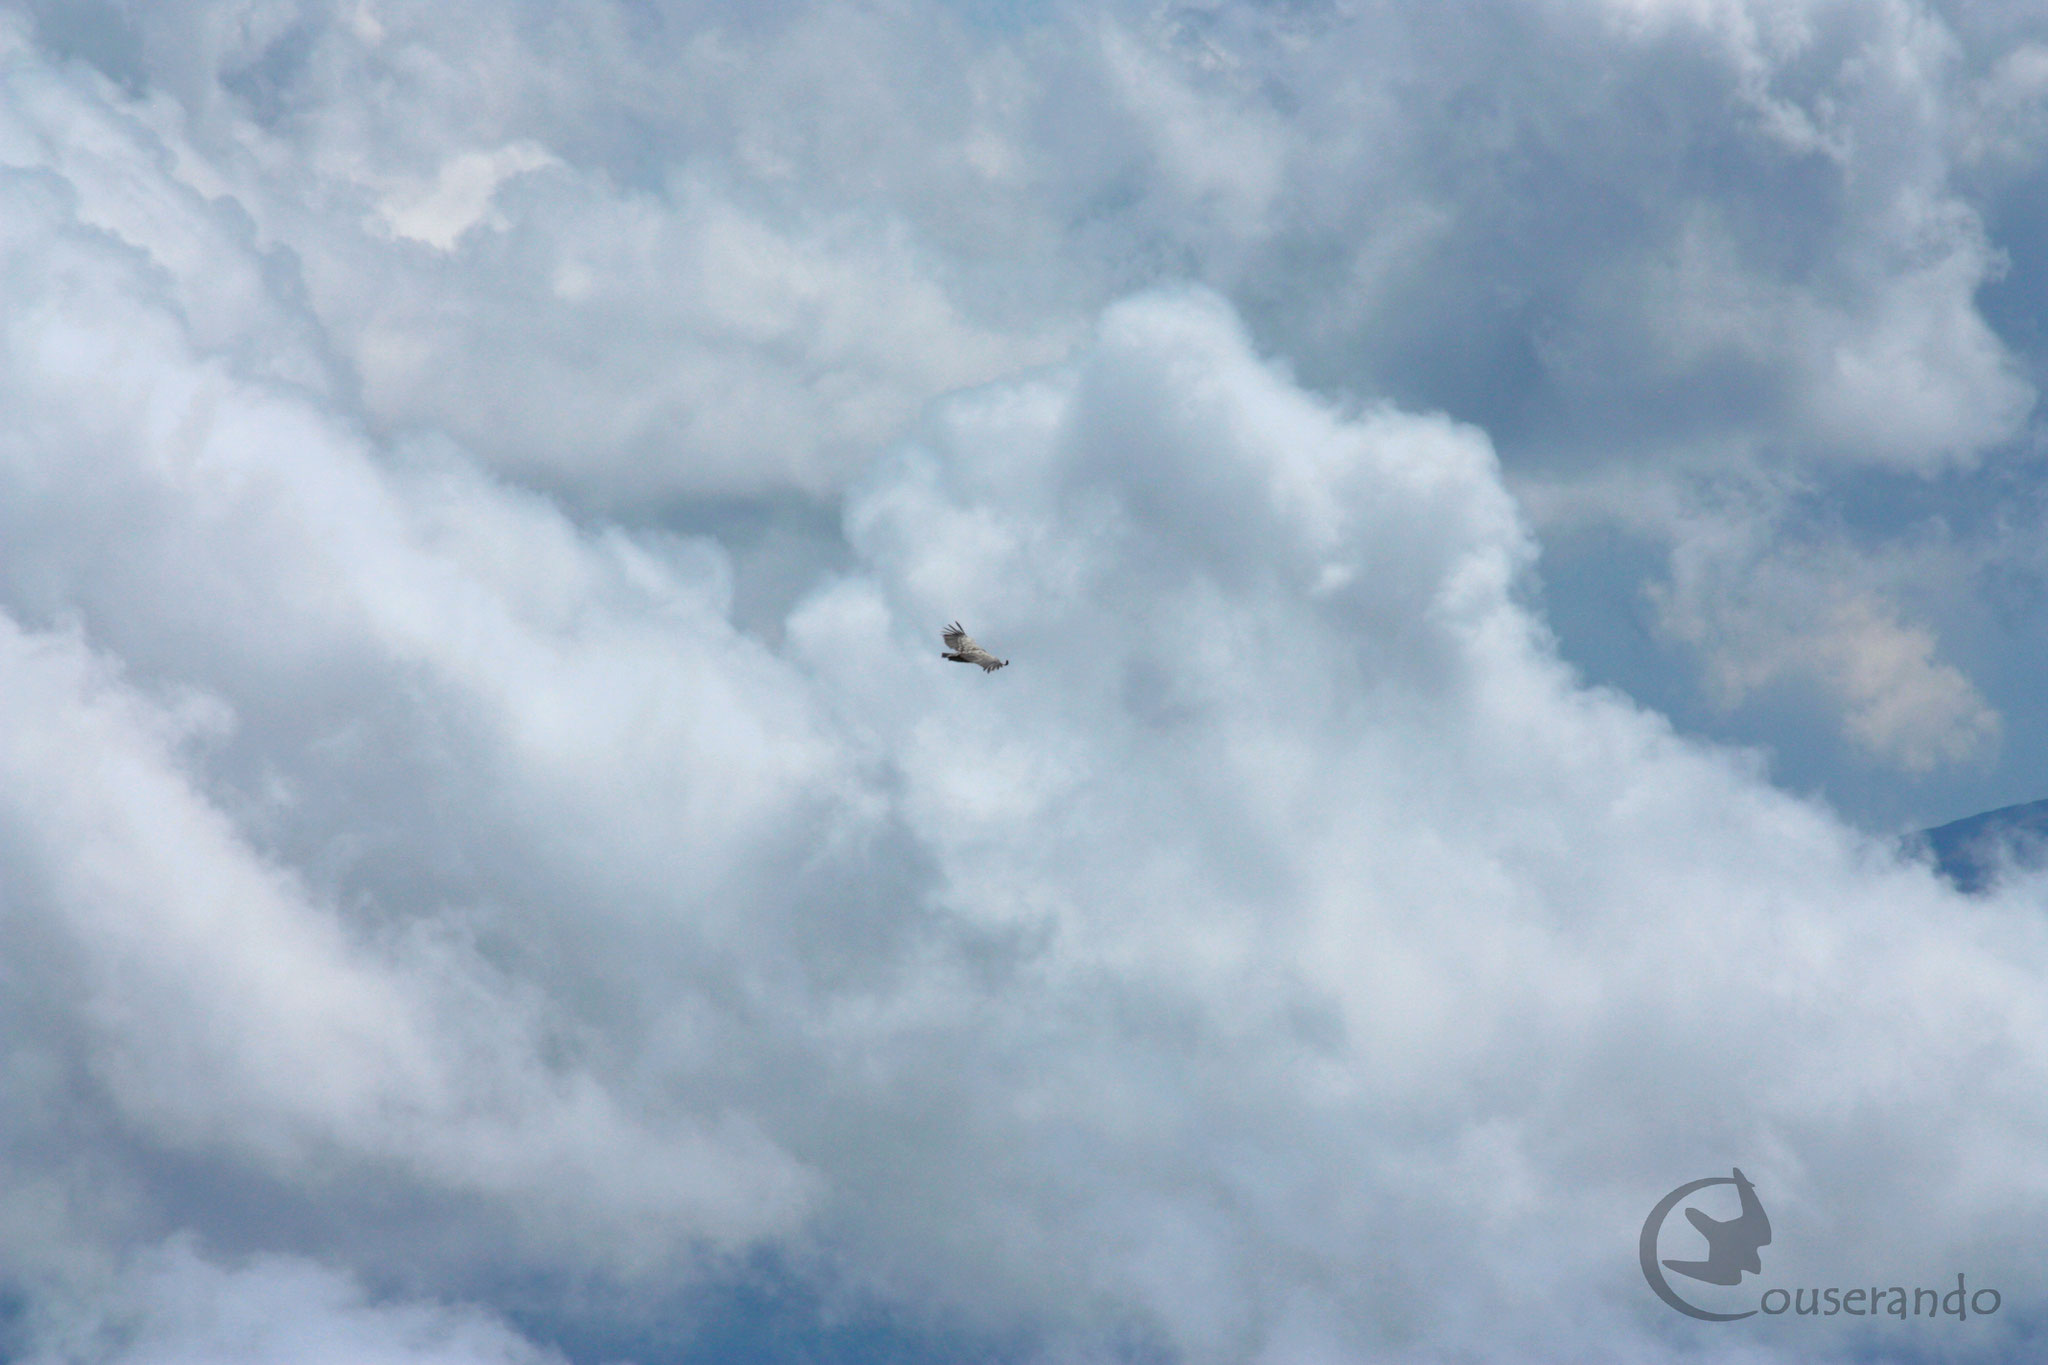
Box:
[1639, 1176, 1759, 1321]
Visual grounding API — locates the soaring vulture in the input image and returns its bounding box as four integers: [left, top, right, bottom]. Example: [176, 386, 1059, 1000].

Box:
[941, 622, 1009, 672]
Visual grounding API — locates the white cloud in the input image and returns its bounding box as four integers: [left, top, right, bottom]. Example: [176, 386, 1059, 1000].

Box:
[1606, 197, 2031, 470]
[370, 141, 558, 250]
[1, 173, 2044, 1351]
[775, 287, 2048, 1360]
[4, 2, 2048, 1363]
[0, 609, 820, 1267]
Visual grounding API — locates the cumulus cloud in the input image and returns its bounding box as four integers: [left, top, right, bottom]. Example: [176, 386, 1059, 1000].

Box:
[788, 293, 2048, 1360]
[3, 2, 2048, 1363]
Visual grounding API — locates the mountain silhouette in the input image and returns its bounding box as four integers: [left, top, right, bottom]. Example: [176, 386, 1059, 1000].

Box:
[1915, 797, 2048, 895]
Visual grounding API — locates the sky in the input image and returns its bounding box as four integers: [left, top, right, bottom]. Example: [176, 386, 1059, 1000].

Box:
[1, 0, 2047, 1362]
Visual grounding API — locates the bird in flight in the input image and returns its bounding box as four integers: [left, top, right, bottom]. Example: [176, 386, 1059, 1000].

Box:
[941, 622, 1009, 672]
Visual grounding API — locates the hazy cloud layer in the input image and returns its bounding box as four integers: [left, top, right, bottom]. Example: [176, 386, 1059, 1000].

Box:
[3, 2, 2048, 1363]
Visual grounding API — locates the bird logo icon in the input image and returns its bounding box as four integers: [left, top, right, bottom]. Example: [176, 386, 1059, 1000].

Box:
[1640, 1169, 1772, 1320]
[1661, 1167, 1771, 1286]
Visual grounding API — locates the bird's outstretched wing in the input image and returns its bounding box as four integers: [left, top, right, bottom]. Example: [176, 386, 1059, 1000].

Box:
[940, 621, 1008, 671]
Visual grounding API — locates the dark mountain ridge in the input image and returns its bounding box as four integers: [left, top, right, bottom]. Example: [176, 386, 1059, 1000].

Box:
[1916, 798, 2048, 894]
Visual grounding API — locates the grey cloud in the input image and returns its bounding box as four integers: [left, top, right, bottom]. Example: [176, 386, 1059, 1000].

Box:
[21, 1238, 563, 1365]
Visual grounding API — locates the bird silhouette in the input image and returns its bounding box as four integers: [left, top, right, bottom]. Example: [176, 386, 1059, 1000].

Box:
[1661, 1168, 1771, 1285]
